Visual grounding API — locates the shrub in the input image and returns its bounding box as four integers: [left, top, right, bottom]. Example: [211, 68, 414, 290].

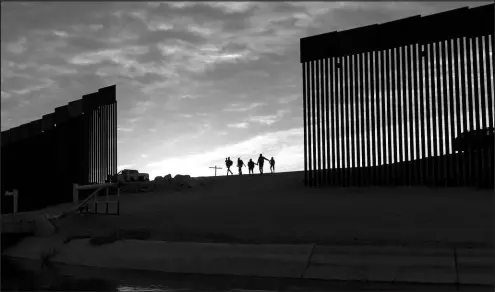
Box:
[88, 229, 151, 246]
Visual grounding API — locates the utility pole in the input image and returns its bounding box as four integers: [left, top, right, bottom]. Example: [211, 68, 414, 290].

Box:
[209, 165, 222, 176]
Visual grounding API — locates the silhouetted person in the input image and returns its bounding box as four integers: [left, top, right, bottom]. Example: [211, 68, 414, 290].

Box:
[225, 157, 233, 176]
[257, 154, 269, 175]
[247, 159, 255, 175]
[269, 157, 275, 173]
[237, 157, 246, 175]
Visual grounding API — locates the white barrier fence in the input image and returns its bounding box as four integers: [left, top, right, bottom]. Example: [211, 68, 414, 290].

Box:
[73, 183, 120, 215]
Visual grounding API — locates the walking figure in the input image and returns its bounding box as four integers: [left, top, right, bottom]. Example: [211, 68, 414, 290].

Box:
[225, 157, 233, 176]
[237, 157, 246, 175]
[257, 154, 269, 175]
[247, 159, 255, 175]
[269, 157, 275, 173]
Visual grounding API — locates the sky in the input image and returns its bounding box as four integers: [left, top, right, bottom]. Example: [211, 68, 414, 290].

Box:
[1, 1, 491, 179]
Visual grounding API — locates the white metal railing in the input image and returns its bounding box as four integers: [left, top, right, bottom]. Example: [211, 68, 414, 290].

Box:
[72, 183, 120, 215]
[4, 189, 19, 215]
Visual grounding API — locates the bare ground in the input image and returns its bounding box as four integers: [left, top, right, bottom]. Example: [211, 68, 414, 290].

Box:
[48, 172, 493, 248]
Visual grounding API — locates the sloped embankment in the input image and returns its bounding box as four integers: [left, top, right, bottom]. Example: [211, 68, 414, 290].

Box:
[4, 171, 493, 253]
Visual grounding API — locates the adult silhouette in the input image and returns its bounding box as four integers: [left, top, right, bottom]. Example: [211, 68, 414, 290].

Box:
[257, 154, 269, 175]
[237, 157, 246, 175]
[225, 157, 233, 176]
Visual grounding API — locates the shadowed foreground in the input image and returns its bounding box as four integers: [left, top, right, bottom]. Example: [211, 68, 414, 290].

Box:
[52, 171, 493, 248]
[3, 256, 491, 292]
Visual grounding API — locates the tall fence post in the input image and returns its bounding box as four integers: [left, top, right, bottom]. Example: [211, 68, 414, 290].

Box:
[106, 187, 109, 214]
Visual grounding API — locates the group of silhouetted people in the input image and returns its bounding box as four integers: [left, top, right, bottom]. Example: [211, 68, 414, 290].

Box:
[225, 154, 275, 176]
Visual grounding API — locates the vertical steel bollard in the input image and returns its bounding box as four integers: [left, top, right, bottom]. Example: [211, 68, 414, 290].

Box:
[14, 189, 18, 215]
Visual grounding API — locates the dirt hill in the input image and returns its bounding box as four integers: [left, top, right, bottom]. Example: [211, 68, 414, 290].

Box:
[41, 171, 493, 248]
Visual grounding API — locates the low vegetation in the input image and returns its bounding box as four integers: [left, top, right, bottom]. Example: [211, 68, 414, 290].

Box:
[40, 247, 59, 267]
[89, 229, 151, 246]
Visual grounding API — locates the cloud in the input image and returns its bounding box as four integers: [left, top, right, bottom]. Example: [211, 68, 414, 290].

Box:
[165, 2, 197, 9]
[147, 20, 174, 32]
[248, 115, 278, 125]
[118, 164, 135, 171]
[71, 24, 104, 33]
[68, 46, 149, 66]
[278, 94, 300, 104]
[1, 91, 13, 100]
[245, 109, 291, 126]
[39, 64, 78, 75]
[53, 30, 69, 37]
[115, 117, 142, 135]
[129, 100, 154, 116]
[7, 78, 55, 96]
[5, 61, 78, 77]
[180, 95, 198, 100]
[155, 40, 256, 74]
[117, 127, 133, 132]
[141, 154, 149, 158]
[227, 122, 249, 129]
[224, 102, 265, 112]
[203, 2, 257, 14]
[6, 37, 27, 54]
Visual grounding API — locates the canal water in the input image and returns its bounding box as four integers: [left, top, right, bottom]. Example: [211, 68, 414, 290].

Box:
[2, 256, 489, 292]
[1, 256, 352, 292]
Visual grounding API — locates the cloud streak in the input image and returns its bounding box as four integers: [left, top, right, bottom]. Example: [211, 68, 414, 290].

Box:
[224, 102, 265, 112]
[227, 122, 249, 129]
[6, 37, 27, 54]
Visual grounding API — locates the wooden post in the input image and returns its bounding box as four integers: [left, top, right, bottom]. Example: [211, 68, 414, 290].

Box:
[105, 187, 109, 214]
[117, 187, 120, 215]
[94, 188, 98, 213]
[209, 166, 222, 176]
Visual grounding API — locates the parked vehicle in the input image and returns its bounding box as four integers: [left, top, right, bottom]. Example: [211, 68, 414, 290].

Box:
[107, 169, 150, 183]
[453, 127, 494, 153]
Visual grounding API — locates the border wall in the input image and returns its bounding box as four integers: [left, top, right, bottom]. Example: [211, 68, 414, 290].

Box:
[1, 85, 118, 213]
[301, 4, 494, 188]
